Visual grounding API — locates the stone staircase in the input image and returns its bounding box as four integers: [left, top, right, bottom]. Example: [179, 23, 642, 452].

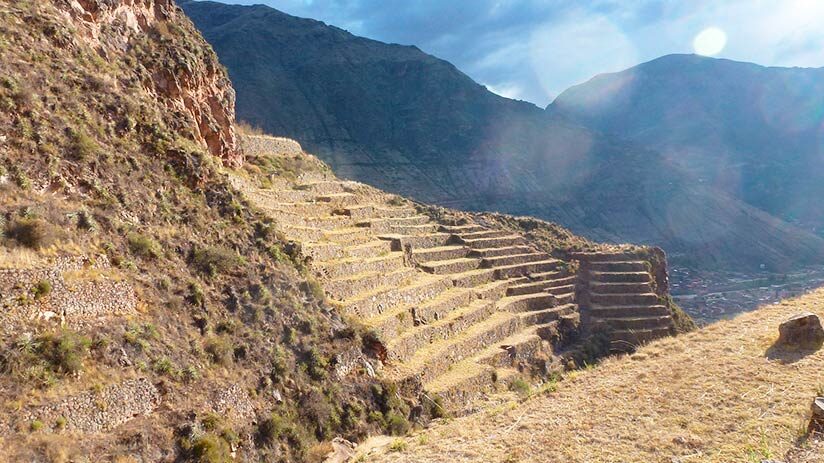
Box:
[233, 139, 583, 410]
[573, 252, 674, 351]
[236, 135, 677, 411]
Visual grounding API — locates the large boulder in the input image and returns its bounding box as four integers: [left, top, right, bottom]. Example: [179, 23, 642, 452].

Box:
[776, 312, 824, 351]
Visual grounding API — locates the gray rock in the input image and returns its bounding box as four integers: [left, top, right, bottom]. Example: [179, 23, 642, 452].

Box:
[811, 397, 824, 431]
[776, 312, 824, 350]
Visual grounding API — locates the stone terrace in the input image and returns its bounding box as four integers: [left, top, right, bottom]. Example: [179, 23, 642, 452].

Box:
[236, 134, 676, 410]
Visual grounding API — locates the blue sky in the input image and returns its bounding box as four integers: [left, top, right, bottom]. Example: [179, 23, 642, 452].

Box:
[213, 0, 824, 106]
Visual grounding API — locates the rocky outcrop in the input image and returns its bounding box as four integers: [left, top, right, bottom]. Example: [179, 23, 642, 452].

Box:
[58, 0, 241, 166]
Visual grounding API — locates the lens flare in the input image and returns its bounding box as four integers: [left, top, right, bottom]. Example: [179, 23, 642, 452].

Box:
[693, 27, 727, 56]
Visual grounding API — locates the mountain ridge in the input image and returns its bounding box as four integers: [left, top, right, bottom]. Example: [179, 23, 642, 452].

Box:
[182, 1, 824, 272]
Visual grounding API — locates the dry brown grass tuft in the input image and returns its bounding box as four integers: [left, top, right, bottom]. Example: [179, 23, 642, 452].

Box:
[366, 289, 824, 463]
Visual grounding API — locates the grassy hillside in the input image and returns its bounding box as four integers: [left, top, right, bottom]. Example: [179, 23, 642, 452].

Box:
[0, 2, 391, 461]
[365, 289, 824, 462]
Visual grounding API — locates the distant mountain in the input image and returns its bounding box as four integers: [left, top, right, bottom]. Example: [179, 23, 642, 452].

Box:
[182, 1, 824, 272]
[550, 54, 824, 236]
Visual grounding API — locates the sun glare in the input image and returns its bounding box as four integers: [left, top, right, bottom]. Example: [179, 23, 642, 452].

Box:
[693, 27, 727, 56]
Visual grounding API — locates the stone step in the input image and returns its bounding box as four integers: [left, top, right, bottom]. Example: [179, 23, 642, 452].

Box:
[473, 279, 510, 301]
[381, 233, 454, 251]
[590, 281, 653, 294]
[425, 363, 517, 413]
[378, 223, 440, 235]
[590, 271, 651, 283]
[294, 180, 358, 195]
[610, 327, 672, 349]
[316, 193, 359, 207]
[413, 287, 476, 325]
[340, 274, 452, 320]
[451, 268, 497, 288]
[357, 215, 431, 231]
[497, 292, 557, 313]
[338, 205, 418, 220]
[588, 304, 669, 318]
[266, 201, 332, 217]
[460, 235, 526, 249]
[389, 311, 527, 387]
[252, 188, 311, 203]
[325, 268, 417, 301]
[588, 261, 648, 272]
[303, 242, 343, 262]
[342, 240, 394, 260]
[438, 224, 486, 234]
[468, 246, 534, 258]
[420, 257, 481, 275]
[412, 245, 470, 263]
[267, 210, 353, 230]
[320, 253, 405, 280]
[590, 292, 660, 306]
[322, 227, 373, 245]
[552, 292, 576, 305]
[481, 252, 550, 269]
[387, 298, 498, 364]
[494, 259, 561, 279]
[458, 229, 513, 240]
[594, 315, 671, 331]
[506, 279, 553, 296]
[570, 251, 646, 262]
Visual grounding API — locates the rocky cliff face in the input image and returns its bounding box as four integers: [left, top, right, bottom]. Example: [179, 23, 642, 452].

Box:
[60, 0, 241, 166]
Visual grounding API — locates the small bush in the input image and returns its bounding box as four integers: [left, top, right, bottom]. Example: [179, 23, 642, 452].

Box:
[256, 414, 292, 448]
[5, 217, 53, 249]
[389, 438, 407, 452]
[32, 279, 52, 300]
[127, 233, 161, 259]
[192, 246, 243, 276]
[30, 420, 44, 432]
[188, 434, 231, 463]
[385, 412, 409, 436]
[38, 330, 92, 375]
[204, 337, 232, 365]
[509, 378, 531, 397]
[68, 129, 99, 160]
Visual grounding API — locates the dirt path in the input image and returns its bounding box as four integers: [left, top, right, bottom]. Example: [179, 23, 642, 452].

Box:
[364, 290, 824, 463]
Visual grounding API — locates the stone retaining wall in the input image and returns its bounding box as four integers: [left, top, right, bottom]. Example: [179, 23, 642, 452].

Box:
[0, 256, 136, 329]
[26, 378, 160, 433]
[242, 135, 303, 158]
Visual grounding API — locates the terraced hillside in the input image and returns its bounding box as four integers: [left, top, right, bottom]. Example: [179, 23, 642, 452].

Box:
[235, 134, 683, 412]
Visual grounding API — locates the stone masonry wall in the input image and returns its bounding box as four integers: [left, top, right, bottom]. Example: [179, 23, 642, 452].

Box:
[24, 378, 161, 433]
[0, 256, 136, 329]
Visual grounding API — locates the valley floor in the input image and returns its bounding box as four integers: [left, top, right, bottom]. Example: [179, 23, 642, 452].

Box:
[362, 288, 824, 462]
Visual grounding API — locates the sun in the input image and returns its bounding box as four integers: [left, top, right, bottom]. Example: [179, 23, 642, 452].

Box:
[693, 27, 727, 56]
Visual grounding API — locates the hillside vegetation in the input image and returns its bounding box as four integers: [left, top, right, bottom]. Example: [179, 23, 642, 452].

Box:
[0, 1, 393, 461]
[181, 1, 824, 273]
[364, 288, 824, 462]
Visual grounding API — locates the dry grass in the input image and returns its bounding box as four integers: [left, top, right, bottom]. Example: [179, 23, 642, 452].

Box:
[365, 289, 824, 463]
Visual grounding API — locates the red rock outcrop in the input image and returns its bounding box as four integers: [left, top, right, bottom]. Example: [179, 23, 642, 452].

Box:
[57, 0, 242, 166]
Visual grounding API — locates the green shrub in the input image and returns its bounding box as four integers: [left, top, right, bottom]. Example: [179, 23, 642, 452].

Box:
[389, 438, 407, 452]
[32, 279, 52, 299]
[385, 412, 409, 436]
[509, 378, 531, 397]
[204, 337, 232, 365]
[30, 420, 44, 432]
[5, 217, 53, 249]
[192, 246, 244, 276]
[256, 414, 292, 448]
[68, 129, 99, 160]
[127, 232, 161, 259]
[188, 434, 231, 463]
[38, 331, 92, 375]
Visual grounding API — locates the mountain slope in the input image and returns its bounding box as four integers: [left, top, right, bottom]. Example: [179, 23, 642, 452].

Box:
[181, 1, 824, 272]
[550, 53, 824, 236]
